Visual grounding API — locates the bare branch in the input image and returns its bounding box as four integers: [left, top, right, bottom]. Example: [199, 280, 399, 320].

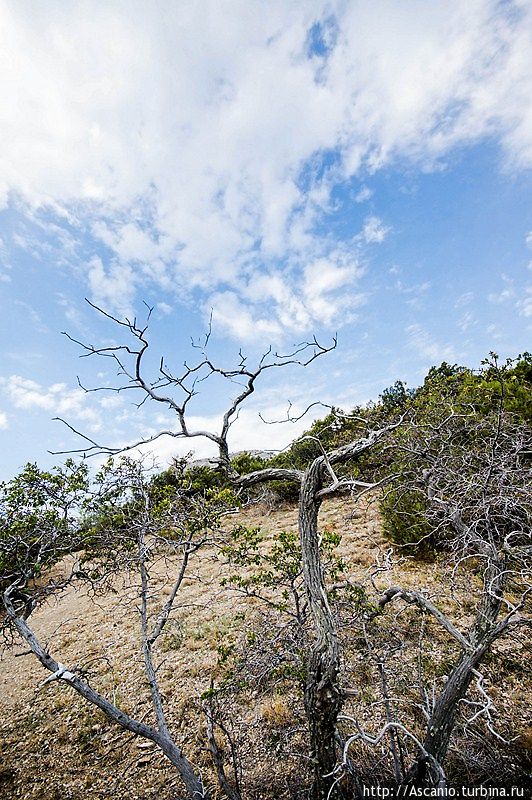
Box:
[3, 583, 209, 799]
[376, 587, 473, 652]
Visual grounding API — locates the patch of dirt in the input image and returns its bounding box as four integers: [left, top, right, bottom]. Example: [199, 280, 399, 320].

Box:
[0, 496, 530, 798]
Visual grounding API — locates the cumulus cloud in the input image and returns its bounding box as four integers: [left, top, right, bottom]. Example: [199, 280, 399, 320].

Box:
[209, 291, 282, 342]
[87, 256, 136, 317]
[0, 375, 102, 430]
[207, 250, 364, 341]
[361, 216, 390, 244]
[0, 1, 531, 336]
[157, 302, 173, 316]
[0, 410, 8, 429]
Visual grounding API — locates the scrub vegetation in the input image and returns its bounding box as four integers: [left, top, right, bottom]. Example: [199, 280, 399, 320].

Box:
[1, 308, 530, 800]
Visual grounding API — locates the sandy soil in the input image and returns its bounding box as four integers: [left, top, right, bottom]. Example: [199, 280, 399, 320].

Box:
[0, 496, 530, 799]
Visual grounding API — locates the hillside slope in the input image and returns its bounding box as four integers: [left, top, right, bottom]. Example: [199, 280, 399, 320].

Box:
[1, 496, 530, 799]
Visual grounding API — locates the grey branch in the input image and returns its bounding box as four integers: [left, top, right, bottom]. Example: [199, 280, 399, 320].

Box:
[3, 582, 209, 799]
[376, 587, 473, 652]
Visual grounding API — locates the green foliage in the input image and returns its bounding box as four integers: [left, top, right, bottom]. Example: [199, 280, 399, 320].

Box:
[216, 641, 235, 665]
[220, 523, 263, 566]
[260, 399, 406, 499]
[221, 526, 304, 617]
[268, 413, 354, 474]
[413, 353, 532, 421]
[379, 488, 436, 559]
[379, 354, 532, 558]
[230, 451, 269, 474]
[81, 458, 239, 554]
[461, 353, 532, 421]
[0, 459, 89, 595]
[148, 458, 232, 504]
[79, 458, 148, 552]
[221, 524, 347, 620]
[379, 380, 415, 415]
[0, 450, 244, 622]
[263, 412, 368, 501]
[183, 464, 230, 493]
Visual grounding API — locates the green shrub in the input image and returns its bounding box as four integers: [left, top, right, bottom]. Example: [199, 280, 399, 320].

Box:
[0, 460, 89, 596]
[379, 487, 436, 560]
[231, 451, 269, 474]
[380, 353, 532, 560]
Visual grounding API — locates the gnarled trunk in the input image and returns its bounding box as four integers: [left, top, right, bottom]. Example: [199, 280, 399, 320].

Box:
[299, 458, 344, 800]
[408, 558, 506, 786]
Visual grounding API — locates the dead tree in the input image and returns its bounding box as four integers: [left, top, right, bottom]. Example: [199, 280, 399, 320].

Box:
[50, 302, 396, 800]
[55, 301, 336, 475]
[238, 431, 394, 799]
[1, 456, 234, 800]
[376, 393, 531, 786]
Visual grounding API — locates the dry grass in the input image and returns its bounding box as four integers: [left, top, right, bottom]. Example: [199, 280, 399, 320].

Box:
[261, 696, 294, 729]
[0, 495, 530, 799]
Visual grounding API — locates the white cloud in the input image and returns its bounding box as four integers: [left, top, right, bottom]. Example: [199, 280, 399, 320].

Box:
[207, 250, 364, 342]
[455, 291, 474, 308]
[393, 279, 430, 311]
[354, 185, 373, 203]
[99, 395, 124, 410]
[517, 287, 532, 317]
[361, 216, 390, 244]
[57, 293, 84, 327]
[458, 311, 476, 332]
[0, 411, 8, 429]
[488, 274, 515, 304]
[0, 375, 102, 430]
[123, 403, 327, 469]
[210, 291, 282, 342]
[486, 323, 503, 341]
[0, 2, 531, 336]
[488, 288, 513, 304]
[303, 255, 364, 324]
[87, 255, 135, 317]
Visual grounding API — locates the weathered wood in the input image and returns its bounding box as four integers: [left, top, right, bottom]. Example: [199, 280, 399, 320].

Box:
[407, 558, 507, 786]
[236, 467, 303, 488]
[236, 426, 391, 799]
[299, 457, 344, 800]
[4, 585, 209, 800]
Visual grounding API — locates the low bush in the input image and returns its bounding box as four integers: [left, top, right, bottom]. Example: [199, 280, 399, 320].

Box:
[379, 487, 436, 559]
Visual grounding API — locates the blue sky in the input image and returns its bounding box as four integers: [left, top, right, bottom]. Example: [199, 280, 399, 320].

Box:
[0, 0, 531, 479]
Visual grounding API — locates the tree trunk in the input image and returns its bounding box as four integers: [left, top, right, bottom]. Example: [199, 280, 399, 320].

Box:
[408, 557, 506, 786]
[409, 649, 480, 786]
[299, 458, 344, 800]
[235, 427, 388, 797]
